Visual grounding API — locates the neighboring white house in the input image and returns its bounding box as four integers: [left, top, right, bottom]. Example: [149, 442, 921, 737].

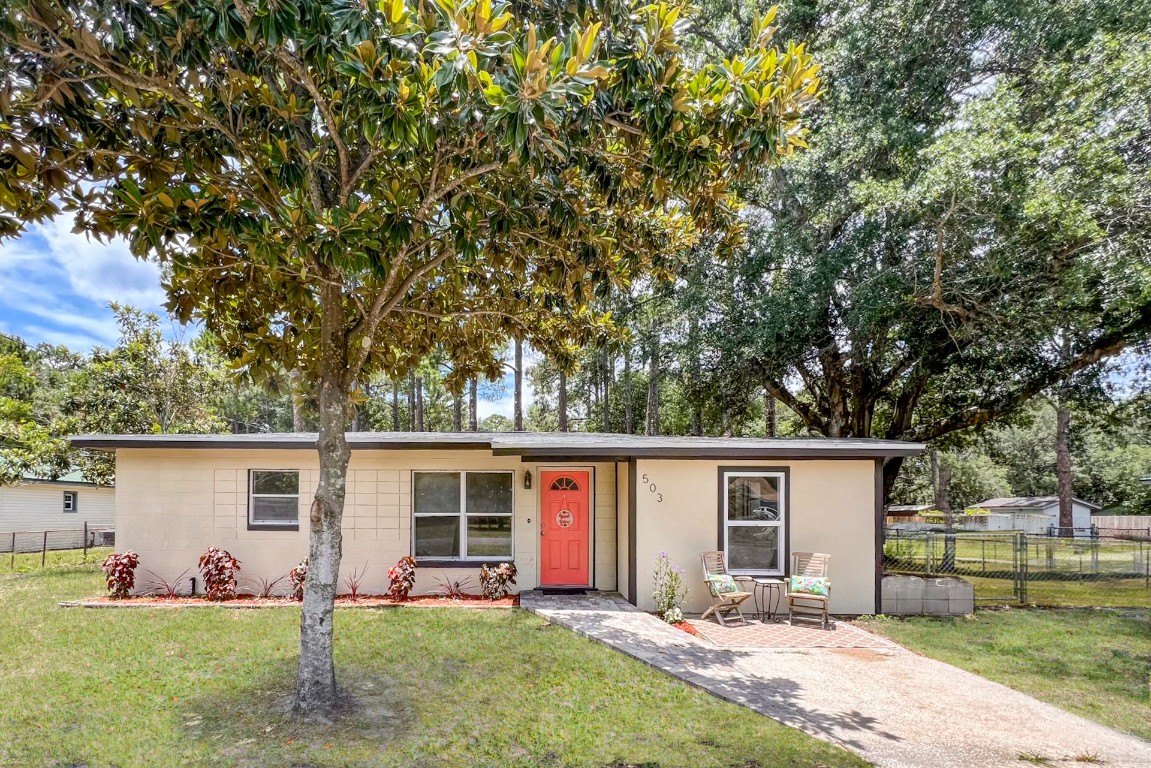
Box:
[0, 472, 115, 551]
[968, 496, 1100, 534]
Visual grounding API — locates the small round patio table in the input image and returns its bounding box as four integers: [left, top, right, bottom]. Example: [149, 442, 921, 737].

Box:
[750, 577, 785, 622]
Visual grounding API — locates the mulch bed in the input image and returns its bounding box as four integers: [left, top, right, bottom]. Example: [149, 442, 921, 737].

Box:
[60, 594, 519, 609]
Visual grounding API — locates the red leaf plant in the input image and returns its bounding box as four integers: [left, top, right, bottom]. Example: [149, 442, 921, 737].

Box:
[197, 546, 241, 601]
[479, 562, 517, 600]
[289, 557, 308, 601]
[386, 555, 416, 601]
[100, 551, 140, 598]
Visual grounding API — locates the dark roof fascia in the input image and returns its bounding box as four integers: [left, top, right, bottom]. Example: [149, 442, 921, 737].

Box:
[352, 438, 492, 451]
[70, 436, 493, 451]
[72, 436, 318, 450]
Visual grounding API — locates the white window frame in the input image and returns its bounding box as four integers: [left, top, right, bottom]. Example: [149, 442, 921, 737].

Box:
[722, 470, 785, 576]
[248, 469, 300, 529]
[411, 470, 515, 561]
[62, 491, 77, 513]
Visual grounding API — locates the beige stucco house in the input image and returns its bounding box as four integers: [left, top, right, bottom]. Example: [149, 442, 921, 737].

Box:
[72, 432, 922, 615]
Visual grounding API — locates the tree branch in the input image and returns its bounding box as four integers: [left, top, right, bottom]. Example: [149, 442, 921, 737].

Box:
[762, 376, 825, 434]
[415, 161, 503, 220]
[906, 303, 1151, 442]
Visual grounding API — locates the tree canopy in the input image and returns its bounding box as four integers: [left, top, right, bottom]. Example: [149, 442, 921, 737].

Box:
[522, 0, 1151, 497]
[0, 0, 821, 716]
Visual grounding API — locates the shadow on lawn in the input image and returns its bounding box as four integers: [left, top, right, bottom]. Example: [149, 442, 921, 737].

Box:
[181, 660, 412, 765]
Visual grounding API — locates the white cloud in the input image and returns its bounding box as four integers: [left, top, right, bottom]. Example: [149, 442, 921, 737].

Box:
[15, 324, 108, 351]
[36, 219, 166, 308]
[0, 219, 167, 350]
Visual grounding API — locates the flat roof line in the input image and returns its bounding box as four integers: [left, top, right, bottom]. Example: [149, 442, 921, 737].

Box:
[71, 432, 925, 458]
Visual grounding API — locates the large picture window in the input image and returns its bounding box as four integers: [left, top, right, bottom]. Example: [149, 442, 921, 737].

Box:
[413, 471, 513, 560]
[722, 470, 785, 574]
[249, 470, 300, 529]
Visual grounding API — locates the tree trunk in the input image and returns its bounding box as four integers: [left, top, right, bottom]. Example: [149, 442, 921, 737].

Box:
[558, 369, 569, 432]
[410, 378, 417, 431]
[350, 380, 363, 432]
[452, 390, 462, 432]
[932, 448, 956, 572]
[415, 377, 425, 432]
[882, 456, 904, 506]
[646, 336, 659, 436]
[602, 356, 611, 432]
[624, 348, 634, 435]
[514, 338, 523, 431]
[468, 378, 478, 431]
[293, 284, 349, 719]
[691, 408, 702, 436]
[765, 391, 777, 437]
[1056, 403, 1074, 537]
[391, 382, 400, 431]
[290, 368, 307, 432]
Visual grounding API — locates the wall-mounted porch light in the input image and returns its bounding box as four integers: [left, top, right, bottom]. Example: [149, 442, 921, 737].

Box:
[523, 470, 532, 490]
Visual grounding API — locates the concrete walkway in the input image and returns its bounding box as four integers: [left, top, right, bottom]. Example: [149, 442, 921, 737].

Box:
[520, 591, 1151, 768]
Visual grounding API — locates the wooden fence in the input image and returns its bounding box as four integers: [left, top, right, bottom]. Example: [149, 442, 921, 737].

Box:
[1092, 515, 1151, 538]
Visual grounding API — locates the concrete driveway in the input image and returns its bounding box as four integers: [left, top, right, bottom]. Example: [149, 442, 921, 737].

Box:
[521, 591, 1151, 768]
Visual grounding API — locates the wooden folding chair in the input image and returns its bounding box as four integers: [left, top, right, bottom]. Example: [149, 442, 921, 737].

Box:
[700, 551, 752, 626]
[787, 552, 832, 629]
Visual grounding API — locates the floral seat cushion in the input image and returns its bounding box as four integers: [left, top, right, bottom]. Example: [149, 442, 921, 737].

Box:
[789, 575, 830, 596]
[707, 574, 740, 594]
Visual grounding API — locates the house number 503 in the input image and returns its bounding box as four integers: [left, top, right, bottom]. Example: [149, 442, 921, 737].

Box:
[640, 474, 663, 503]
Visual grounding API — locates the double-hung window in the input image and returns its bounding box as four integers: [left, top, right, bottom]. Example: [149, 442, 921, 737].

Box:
[412, 471, 513, 560]
[62, 491, 77, 513]
[249, 470, 300, 529]
[722, 470, 785, 574]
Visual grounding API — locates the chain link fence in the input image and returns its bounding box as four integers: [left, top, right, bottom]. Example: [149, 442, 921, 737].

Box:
[0, 523, 115, 567]
[884, 528, 1151, 607]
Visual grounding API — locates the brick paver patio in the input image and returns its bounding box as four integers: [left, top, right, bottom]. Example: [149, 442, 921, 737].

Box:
[687, 616, 903, 649]
[520, 589, 1151, 768]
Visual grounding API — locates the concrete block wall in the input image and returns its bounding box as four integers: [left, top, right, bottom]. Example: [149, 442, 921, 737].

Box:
[882, 575, 974, 615]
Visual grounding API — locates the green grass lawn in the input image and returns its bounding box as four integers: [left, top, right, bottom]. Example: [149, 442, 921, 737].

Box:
[0, 545, 112, 574]
[961, 574, 1151, 607]
[0, 564, 865, 768]
[860, 608, 1151, 741]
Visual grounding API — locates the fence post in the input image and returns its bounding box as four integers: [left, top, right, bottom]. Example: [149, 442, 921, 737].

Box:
[1144, 540, 1149, 590]
[9, 532, 14, 568]
[1016, 532, 1028, 604]
[83, 521, 88, 562]
[41, 530, 48, 567]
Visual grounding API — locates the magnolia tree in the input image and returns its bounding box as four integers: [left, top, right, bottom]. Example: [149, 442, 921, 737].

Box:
[0, 0, 820, 716]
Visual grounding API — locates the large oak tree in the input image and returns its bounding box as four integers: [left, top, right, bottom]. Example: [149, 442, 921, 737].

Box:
[684, 0, 1151, 496]
[0, 0, 819, 715]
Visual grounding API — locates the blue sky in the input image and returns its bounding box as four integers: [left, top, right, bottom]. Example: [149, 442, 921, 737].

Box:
[0, 223, 523, 417]
[0, 220, 171, 350]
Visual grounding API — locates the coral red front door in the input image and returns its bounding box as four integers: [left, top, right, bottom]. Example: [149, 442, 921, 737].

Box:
[540, 470, 591, 586]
